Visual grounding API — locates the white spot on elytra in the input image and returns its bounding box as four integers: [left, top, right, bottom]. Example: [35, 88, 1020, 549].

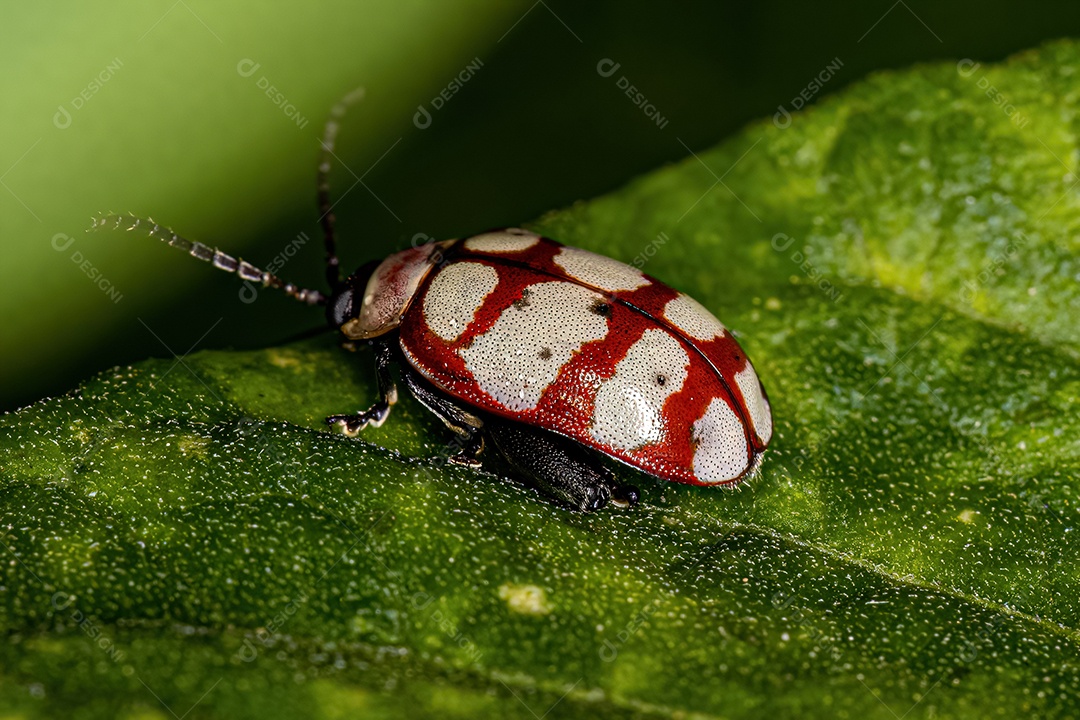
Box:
[663, 293, 727, 341]
[463, 281, 608, 412]
[734, 362, 772, 445]
[692, 397, 749, 483]
[423, 262, 499, 342]
[464, 229, 541, 254]
[591, 329, 689, 451]
[553, 246, 649, 292]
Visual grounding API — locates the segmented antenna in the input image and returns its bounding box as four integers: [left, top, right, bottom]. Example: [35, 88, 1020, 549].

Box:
[317, 86, 366, 289]
[90, 214, 327, 306]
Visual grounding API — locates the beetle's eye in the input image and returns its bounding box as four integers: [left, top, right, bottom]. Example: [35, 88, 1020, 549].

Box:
[327, 286, 354, 328]
[327, 259, 381, 330]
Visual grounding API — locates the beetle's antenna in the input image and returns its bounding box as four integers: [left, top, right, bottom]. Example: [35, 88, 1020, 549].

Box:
[90, 213, 327, 306]
[317, 86, 366, 290]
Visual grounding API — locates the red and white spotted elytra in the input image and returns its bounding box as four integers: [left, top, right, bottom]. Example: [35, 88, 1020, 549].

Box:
[345, 228, 772, 487]
[99, 89, 771, 511]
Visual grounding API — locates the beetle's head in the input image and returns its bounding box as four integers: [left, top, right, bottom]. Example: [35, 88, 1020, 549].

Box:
[328, 242, 453, 340]
[326, 259, 380, 331]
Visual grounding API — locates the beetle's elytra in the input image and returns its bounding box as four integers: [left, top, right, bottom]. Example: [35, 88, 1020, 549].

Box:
[96, 89, 772, 512]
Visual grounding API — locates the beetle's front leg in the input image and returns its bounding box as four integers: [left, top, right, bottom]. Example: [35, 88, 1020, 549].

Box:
[327, 339, 398, 436]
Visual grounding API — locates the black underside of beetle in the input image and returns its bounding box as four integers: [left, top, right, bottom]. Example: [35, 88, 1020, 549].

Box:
[326, 335, 640, 513]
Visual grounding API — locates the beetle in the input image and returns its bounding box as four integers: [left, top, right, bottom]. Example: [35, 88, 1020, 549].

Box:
[96, 90, 772, 512]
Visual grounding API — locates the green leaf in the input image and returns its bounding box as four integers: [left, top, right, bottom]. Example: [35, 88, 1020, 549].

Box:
[3, 40, 1080, 719]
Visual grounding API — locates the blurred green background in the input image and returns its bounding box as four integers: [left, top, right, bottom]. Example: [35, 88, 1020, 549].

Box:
[3, 0, 1080, 412]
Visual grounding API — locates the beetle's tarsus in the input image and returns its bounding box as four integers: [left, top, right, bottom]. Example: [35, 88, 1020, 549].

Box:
[447, 433, 484, 468]
[609, 485, 640, 510]
[447, 453, 483, 469]
[328, 338, 399, 436]
[326, 402, 391, 436]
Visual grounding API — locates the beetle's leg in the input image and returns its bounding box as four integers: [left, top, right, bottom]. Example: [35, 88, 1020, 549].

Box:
[446, 433, 485, 469]
[326, 339, 399, 436]
[484, 417, 640, 513]
[398, 365, 485, 466]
